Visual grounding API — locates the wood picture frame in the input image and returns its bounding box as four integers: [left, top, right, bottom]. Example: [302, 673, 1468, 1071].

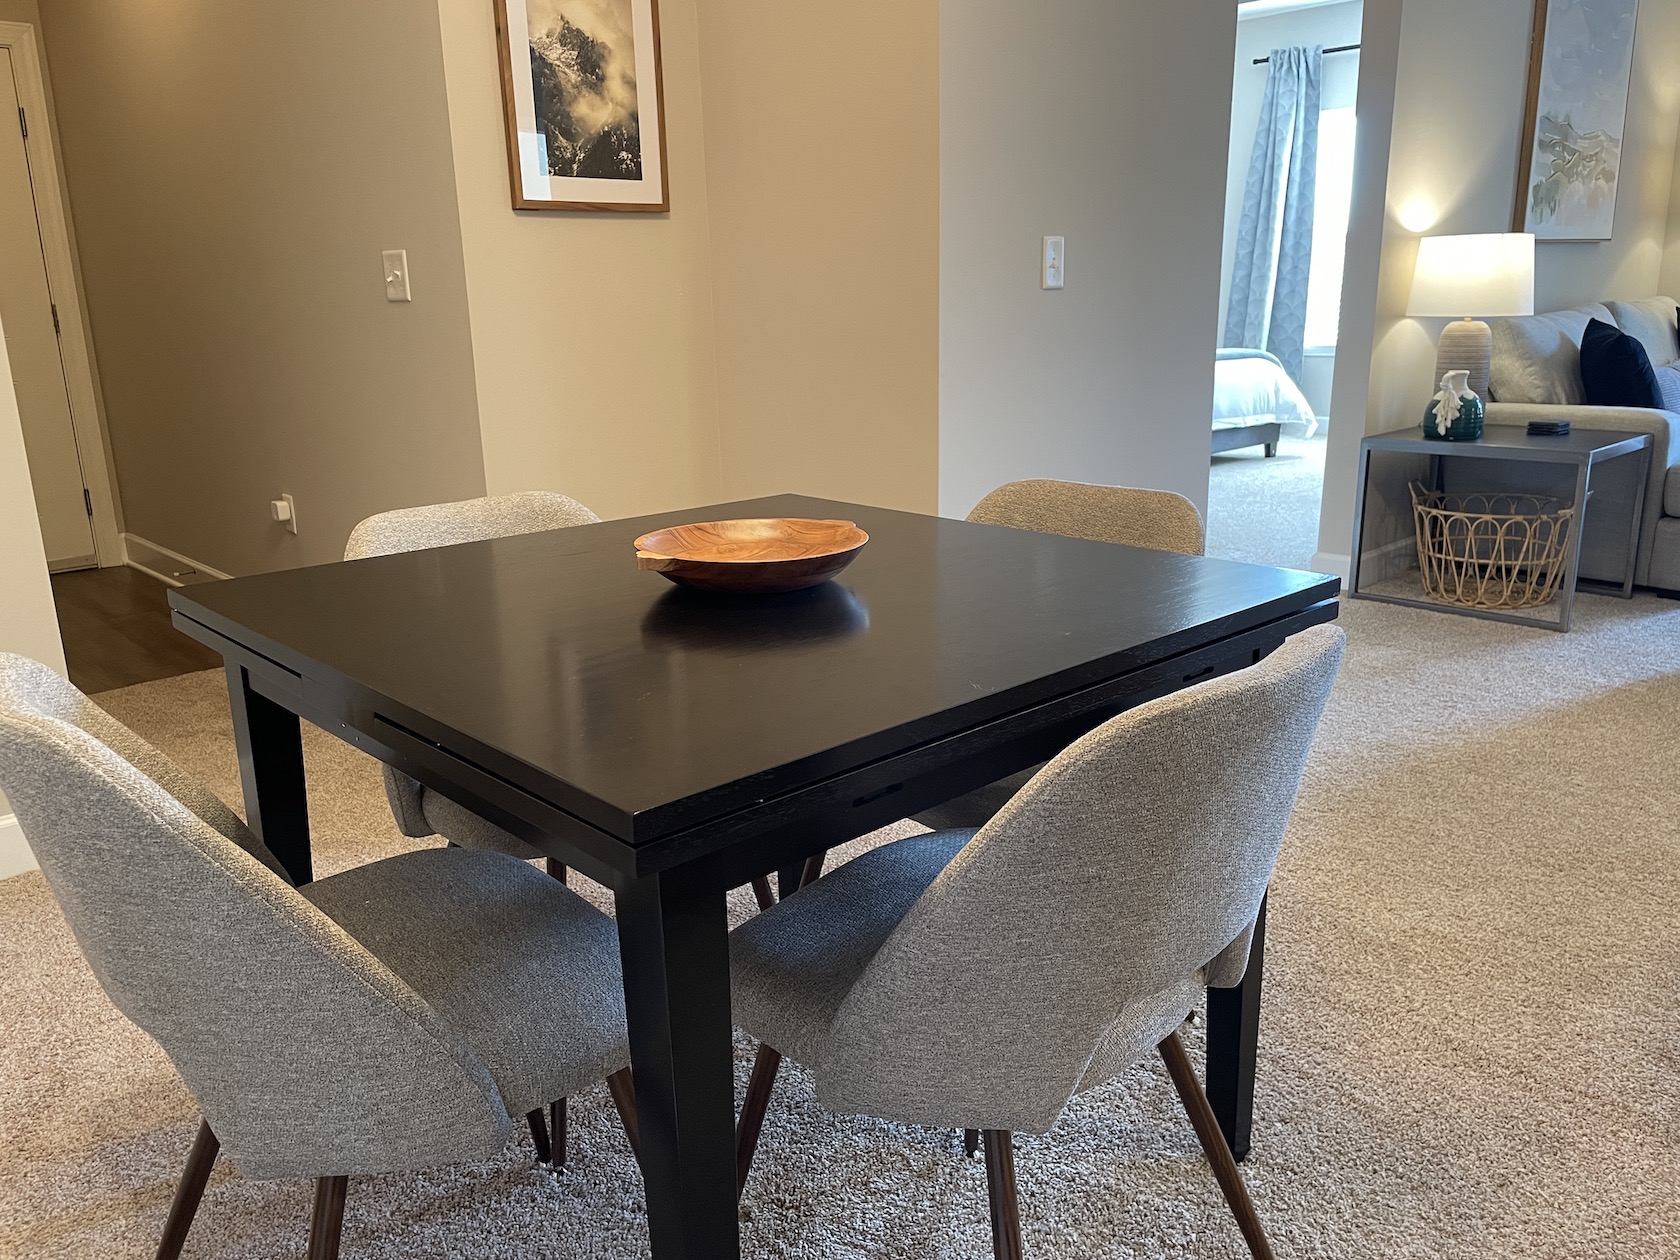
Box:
[1510, 0, 1639, 242]
[493, 0, 670, 212]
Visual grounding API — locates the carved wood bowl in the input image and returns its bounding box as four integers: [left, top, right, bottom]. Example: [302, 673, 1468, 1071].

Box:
[633, 518, 868, 593]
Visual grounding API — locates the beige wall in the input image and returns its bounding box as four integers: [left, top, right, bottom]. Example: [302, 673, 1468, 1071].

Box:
[1317, 0, 1680, 569]
[436, 0, 722, 521]
[940, 0, 1236, 518]
[1, 304, 65, 864]
[1662, 117, 1680, 298]
[437, 0, 939, 522]
[36, 0, 488, 574]
[698, 1, 939, 512]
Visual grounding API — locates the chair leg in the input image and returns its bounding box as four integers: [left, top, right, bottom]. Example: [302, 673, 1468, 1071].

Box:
[981, 1130, 1025, 1260]
[155, 1120, 219, 1260]
[544, 858, 569, 884]
[735, 1043, 783, 1195]
[964, 1128, 980, 1159]
[606, 1067, 641, 1161]
[1158, 1030, 1275, 1260]
[751, 876, 776, 910]
[525, 1108, 553, 1165]
[799, 852, 826, 888]
[306, 1176, 348, 1260]
[550, 1097, 568, 1169]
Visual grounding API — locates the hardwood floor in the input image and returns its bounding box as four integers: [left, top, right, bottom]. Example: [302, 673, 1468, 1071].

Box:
[51, 567, 223, 694]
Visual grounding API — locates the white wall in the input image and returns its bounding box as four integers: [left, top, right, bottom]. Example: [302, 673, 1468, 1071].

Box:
[1317, 0, 1680, 569]
[0, 307, 65, 877]
[940, 0, 1237, 519]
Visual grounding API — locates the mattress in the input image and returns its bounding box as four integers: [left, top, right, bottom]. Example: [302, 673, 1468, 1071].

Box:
[1214, 348, 1319, 437]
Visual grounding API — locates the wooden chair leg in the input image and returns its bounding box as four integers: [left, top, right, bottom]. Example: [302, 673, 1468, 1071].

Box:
[735, 1043, 783, 1195]
[981, 1130, 1025, 1260]
[306, 1176, 348, 1260]
[544, 858, 569, 884]
[155, 1120, 219, 1260]
[964, 1128, 980, 1159]
[550, 1097, 568, 1169]
[525, 1108, 553, 1165]
[606, 1067, 641, 1161]
[751, 876, 776, 910]
[799, 852, 826, 888]
[1158, 1030, 1275, 1260]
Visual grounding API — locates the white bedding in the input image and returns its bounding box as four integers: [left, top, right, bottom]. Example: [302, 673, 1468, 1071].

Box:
[1214, 348, 1319, 437]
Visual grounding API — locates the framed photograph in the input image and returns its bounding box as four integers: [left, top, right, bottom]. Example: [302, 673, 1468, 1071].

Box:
[493, 0, 669, 212]
[1512, 0, 1639, 242]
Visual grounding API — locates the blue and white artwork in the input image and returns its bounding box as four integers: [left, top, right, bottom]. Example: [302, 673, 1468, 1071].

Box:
[1517, 0, 1639, 242]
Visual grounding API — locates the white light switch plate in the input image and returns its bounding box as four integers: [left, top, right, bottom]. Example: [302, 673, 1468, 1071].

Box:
[382, 250, 411, 302]
[1042, 236, 1065, 290]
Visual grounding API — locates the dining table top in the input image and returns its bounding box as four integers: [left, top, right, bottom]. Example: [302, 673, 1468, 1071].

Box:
[170, 493, 1339, 849]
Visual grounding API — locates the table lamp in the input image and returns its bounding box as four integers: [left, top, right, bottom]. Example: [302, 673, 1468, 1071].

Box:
[1407, 232, 1535, 402]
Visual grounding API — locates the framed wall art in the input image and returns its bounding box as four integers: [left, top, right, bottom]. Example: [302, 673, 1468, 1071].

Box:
[494, 0, 669, 212]
[1512, 0, 1639, 242]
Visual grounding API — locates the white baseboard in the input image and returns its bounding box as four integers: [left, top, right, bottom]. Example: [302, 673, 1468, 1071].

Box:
[0, 814, 37, 879]
[1311, 551, 1352, 583]
[121, 533, 232, 587]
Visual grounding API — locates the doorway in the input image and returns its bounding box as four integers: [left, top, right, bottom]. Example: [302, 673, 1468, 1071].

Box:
[0, 22, 117, 572]
[1206, 0, 1363, 570]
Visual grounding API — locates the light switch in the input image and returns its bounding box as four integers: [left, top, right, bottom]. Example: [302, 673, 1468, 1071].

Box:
[1042, 236, 1065, 290]
[271, 493, 298, 535]
[382, 250, 412, 302]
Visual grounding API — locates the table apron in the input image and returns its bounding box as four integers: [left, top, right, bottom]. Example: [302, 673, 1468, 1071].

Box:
[177, 600, 1335, 892]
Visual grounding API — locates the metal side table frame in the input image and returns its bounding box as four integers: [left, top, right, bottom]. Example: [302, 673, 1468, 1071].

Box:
[1350, 425, 1653, 632]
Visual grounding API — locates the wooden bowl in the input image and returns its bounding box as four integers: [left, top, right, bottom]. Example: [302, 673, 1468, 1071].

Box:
[634, 518, 868, 593]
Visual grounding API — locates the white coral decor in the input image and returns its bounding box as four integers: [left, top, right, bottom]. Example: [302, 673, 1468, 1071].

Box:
[1431, 370, 1475, 435]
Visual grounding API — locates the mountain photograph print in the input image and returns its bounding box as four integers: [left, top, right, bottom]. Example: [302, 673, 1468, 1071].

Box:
[495, 0, 669, 211]
[1513, 0, 1639, 241]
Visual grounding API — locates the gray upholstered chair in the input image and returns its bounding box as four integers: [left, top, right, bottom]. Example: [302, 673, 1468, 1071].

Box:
[731, 625, 1344, 1260]
[0, 653, 639, 1260]
[345, 490, 602, 868]
[916, 479, 1206, 833]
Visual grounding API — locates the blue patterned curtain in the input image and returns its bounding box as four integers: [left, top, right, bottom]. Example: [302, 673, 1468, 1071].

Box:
[1223, 45, 1323, 383]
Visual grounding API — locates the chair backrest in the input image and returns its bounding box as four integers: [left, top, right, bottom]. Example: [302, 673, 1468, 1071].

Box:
[344, 490, 600, 561]
[967, 479, 1205, 556]
[823, 624, 1343, 1133]
[0, 654, 510, 1178]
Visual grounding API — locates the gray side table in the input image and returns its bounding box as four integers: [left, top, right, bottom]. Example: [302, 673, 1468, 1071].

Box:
[1350, 424, 1653, 632]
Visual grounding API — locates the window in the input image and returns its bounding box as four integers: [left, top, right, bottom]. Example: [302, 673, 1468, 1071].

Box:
[1304, 107, 1358, 350]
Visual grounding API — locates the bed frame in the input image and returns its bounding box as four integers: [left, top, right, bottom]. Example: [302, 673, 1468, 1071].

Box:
[1211, 422, 1280, 459]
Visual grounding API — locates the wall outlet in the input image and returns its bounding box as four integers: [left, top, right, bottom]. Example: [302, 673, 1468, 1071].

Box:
[382, 250, 411, 302]
[271, 493, 298, 535]
[1042, 236, 1066, 290]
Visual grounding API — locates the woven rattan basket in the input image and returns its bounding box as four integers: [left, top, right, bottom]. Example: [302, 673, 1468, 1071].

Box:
[1409, 484, 1577, 610]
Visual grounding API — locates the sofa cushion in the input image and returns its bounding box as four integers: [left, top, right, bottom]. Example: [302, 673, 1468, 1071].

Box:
[1605, 297, 1680, 368]
[1666, 462, 1680, 518]
[1581, 319, 1663, 408]
[1489, 304, 1614, 404]
[1657, 364, 1680, 415]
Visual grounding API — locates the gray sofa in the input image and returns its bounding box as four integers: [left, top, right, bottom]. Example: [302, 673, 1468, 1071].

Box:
[1481, 296, 1680, 592]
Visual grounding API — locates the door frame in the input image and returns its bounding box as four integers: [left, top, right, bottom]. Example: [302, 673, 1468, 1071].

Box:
[0, 20, 121, 568]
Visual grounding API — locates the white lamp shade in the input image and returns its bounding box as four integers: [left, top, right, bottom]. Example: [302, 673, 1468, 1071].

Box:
[1407, 233, 1536, 318]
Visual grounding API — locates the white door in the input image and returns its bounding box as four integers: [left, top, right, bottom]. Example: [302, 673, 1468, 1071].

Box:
[0, 46, 94, 569]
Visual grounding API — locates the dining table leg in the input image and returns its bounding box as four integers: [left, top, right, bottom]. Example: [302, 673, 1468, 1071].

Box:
[226, 663, 313, 886]
[614, 873, 741, 1260]
[1204, 893, 1266, 1162]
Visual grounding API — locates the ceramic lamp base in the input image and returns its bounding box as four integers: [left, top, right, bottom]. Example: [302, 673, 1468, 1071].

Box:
[1435, 318, 1493, 403]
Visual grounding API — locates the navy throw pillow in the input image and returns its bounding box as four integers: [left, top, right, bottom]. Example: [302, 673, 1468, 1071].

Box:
[1580, 317, 1662, 408]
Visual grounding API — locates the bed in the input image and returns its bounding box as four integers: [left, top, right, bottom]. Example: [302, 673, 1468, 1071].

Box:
[1212, 348, 1319, 457]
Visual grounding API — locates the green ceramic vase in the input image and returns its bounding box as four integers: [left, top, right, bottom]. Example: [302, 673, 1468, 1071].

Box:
[1423, 371, 1484, 442]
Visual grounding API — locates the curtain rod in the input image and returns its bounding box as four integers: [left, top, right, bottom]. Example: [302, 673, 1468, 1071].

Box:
[1253, 43, 1360, 64]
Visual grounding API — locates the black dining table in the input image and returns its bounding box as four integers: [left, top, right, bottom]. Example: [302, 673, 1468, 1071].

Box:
[169, 493, 1339, 1260]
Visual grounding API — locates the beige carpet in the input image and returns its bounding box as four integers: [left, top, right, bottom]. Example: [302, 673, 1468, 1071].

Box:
[1206, 435, 1327, 572]
[5, 590, 1680, 1258]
